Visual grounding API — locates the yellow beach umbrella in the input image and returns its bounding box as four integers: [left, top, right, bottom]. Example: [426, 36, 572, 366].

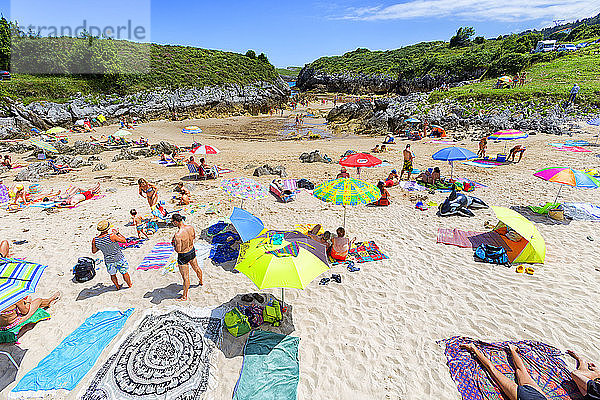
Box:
[46, 127, 67, 135]
[491, 206, 546, 263]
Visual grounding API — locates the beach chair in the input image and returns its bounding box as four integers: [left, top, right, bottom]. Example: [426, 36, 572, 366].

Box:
[186, 163, 207, 180]
[270, 179, 298, 203]
[528, 202, 561, 215]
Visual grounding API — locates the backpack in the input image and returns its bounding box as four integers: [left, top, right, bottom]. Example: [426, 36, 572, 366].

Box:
[242, 304, 264, 328]
[474, 244, 510, 265]
[263, 299, 283, 327]
[297, 179, 314, 191]
[73, 257, 96, 283]
[224, 308, 251, 337]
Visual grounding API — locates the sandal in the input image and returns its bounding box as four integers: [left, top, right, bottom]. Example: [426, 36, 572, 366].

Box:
[515, 265, 525, 273]
[241, 294, 254, 302]
[525, 267, 535, 275]
[252, 293, 264, 303]
[346, 262, 360, 272]
[319, 277, 330, 285]
[331, 274, 342, 283]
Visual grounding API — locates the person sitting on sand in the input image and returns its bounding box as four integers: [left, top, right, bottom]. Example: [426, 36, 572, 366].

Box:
[399, 144, 415, 181]
[175, 182, 191, 205]
[92, 220, 132, 290]
[139, 136, 148, 147]
[130, 209, 149, 239]
[337, 167, 350, 179]
[11, 184, 29, 206]
[2, 155, 11, 169]
[59, 183, 100, 207]
[381, 145, 387, 152]
[431, 167, 441, 183]
[478, 137, 487, 158]
[385, 169, 399, 187]
[330, 227, 356, 261]
[461, 342, 548, 400]
[370, 181, 390, 206]
[508, 145, 526, 163]
[160, 153, 168, 162]
[567, 350, 600, 399]
[371, 145, 381, 153]
[199, 158, 216, 179]
[384, 134, 395, 144]
[307, 225, 324, 242]
[0, 240, 9, 257]
[0, 292, 60, 338]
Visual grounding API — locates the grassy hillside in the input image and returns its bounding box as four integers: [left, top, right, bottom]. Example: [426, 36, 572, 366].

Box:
[430, 40, 600, 105]
[0, 38, 281, 104]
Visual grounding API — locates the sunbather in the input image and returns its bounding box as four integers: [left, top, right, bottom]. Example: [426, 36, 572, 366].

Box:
[0, 240, 9, 257]
[58, 183, 100, 206]
[461, 343, 548, 400]
[330, 227, 356, 261]
[508, 145, 526, 162]
[175, 182, 191, 205]
[385, 169, 399, 187]
[371, 145, 381, 153]
[10, 184, 29, 205]
[337, 167, 350, 179]
[0, 292, 60, 338]
[567, 350, 600, 400]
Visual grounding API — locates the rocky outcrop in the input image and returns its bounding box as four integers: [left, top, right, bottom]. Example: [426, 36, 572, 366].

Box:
[299, 150, 333, 163]
[253, 165, 287, 178]
[296, 66, 485, 95]
[0, 78, 291, 131]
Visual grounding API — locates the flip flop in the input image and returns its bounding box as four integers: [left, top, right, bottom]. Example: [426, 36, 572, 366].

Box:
[347, 262, 360, 272]
[515, 265, 525, 273]
[331, 274, 342, 283]
[252, 293, 264, 303]
[525, 267, 535, 275]
[241, 294, 254, 302]
[319, 277, 330, 286]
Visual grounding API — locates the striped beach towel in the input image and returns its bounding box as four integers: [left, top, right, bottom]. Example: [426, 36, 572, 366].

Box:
[137, 242, 174, 270]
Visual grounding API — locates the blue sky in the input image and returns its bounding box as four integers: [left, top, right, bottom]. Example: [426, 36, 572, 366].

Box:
[1, 0, 599, 68]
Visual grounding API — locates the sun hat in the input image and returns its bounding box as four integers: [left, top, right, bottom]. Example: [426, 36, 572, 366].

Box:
[97, 220, 111, 232]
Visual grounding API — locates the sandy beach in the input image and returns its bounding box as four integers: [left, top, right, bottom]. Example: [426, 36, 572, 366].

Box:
[1, 101, 600, 400]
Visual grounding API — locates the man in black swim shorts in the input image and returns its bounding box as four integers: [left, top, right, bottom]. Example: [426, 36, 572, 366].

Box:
[171, 213, 203, 301]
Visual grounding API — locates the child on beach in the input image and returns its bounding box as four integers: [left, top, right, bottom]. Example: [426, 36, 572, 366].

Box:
[130, 209, 149, 239]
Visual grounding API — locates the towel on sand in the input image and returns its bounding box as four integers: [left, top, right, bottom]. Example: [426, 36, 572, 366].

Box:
[331, 241, 389, 265]
[161, 242, 212, 274]
[564, 203, 600, 221]
[398, 181, 426, 191]
[462, 161, 497, 168]
[11, 309, 133, 396]
[233, 330, 300, 400]
[137, 242, 174, 270]
[439, 336, 581, 400]
[437, 228, 507, 249]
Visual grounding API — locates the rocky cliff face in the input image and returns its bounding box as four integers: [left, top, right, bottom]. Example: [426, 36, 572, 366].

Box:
[0, 78, 291, 131]
[296, 67, 486, 95]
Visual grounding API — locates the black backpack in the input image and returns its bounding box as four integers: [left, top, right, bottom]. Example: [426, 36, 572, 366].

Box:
[73, 257, 96, 283]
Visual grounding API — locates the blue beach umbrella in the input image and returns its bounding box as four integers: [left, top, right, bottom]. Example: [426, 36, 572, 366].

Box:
[405, 117, 420, 124]
[230, 207, 265, 242]
[432, 147, 477, 179]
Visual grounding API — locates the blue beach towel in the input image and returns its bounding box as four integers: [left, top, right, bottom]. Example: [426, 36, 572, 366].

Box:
[12, 308, 133, 395]
[233, 330, 300, 400]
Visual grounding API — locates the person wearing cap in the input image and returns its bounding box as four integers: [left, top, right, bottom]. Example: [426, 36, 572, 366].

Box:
[385, 169, 399, 187]
[171, 213, 202, 301]
[91, 220, 132, 290]
[336, 167, 350, 179]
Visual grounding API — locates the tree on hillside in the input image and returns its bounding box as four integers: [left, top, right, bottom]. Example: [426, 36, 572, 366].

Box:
[0, 17, 10, 70]
[257, 53, 269, 63]
[449, 27, 475, 47]
[245, 50, 256, 59]
[473, 36, 485, 45]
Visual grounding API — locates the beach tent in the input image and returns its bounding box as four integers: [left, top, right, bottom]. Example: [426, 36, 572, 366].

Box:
[490, 206, 545, 263]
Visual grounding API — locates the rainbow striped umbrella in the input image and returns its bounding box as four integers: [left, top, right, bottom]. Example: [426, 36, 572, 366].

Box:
[27, 137, 58, 154]
[182, 126, 203, 134]
[489, 129, 528, 141]
[534, 167, 600, 203]
[313, 178, 381, 228]
[0, 258, 48, 311]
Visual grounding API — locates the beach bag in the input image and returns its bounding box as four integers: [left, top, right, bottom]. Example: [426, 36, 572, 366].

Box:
[474, 244, 509, 265]
[263, 299, 282, 327]
[224, 308, 251, 337]
[242, 304, 264, 328]
[549, 207, 564, 221]
[297, 179, 314, 190]
[73, 257, 96, 283]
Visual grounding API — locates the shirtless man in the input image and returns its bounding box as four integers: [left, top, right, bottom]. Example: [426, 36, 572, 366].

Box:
[399, 144, 415, 181]
[171, 213, 202, 301]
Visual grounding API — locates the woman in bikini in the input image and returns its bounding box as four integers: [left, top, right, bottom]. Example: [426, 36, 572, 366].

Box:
[0, 292, 60, 337]
[138, 178, 159, 208]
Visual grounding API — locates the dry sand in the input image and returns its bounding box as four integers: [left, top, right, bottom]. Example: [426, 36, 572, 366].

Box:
[1, 102, 600, 400]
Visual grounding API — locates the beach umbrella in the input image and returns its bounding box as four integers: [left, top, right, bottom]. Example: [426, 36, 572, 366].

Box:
[313, 178, 381, 229]
[498, 76, 512, 83]
[191, 144, 220, 155]
[0, 258, 48, 311]
[432, 147, 477, 179]
[490, 206, 546, 264]
[182, 126, 202, 134]
[45, 127, 66, 135]
[488, 129, 528, 152]
[588, 118, 600, 144]
[405, 117, 420, 124]
[221, 177, 268, 208]
[257, 230, 329, 266]
[113, 129, 132, 137]
[27, 137, 58, 154]
[235, 237, 329, 307]
[339, 152, 382, 177]
[230, 207, 265, 242]
[534, 167, 600, 203]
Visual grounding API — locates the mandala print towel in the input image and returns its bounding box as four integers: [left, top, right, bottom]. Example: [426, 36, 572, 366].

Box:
[81, 307, 224, 400]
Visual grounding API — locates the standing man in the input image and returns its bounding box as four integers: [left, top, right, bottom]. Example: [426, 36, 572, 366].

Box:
[171, 213, 202, 301]
[400, 144, 415, 181]
[567, 83, 580, 106]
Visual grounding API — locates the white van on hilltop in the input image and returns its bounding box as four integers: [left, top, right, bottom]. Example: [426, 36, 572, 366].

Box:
[533, 40, 557, 53]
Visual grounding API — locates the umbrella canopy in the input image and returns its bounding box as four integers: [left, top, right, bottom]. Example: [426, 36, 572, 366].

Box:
[230, 207, 265, 242]
[257, 230, 329, 266]
[27, 137, 58, 154]
[432, 147, 478, 162]
[405, 117, 420, 123]
[339, 152, 382, 168]
[534, 168, 600, 188]
[0, 258, 48, 311]
[490, 206, 545, 263]
[46, 127, 66, 135]
[221, 178, 268, 201]
[182, 126, 202, 134]
[313, 178, 380, 206]
[113, 129, 132, 137]
[488, 129, 528, 141]
[191, 145, 220, 155]
[587, 118, 600, 126]
[431, 125, 446, 133]
[235, 238, 329, 290]
[498, 76, 512, 83]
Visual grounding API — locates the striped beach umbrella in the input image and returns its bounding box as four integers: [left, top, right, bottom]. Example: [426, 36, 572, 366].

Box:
[313, 178, 381, 228]
[27, 137, 58, 154]
[534, 167, 600, 203]
[113, 129, 132, 137]
[0, 258, 48, 311]
[182, 126, 202, 134]
[488, 129, 528, 141]
[191, 144, 220, 155]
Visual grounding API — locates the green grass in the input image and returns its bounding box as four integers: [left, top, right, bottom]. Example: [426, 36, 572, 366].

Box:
[276, 67, 301, 78]
[430, 43, 600, 106]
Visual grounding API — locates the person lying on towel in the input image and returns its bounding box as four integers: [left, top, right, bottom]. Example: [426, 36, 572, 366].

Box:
[330, 227, 355, 261]
[0, 292, 60, 341]
[461, 342, 549, 400]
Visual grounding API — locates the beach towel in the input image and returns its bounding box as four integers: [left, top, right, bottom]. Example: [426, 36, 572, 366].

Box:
[0, 184, 8, 204]
[81, 307, 223, 400]
[437, 229, 507, 249]
[137, 242, 174, 270]
[233, 330, 300, 400]
[462, 161, 497, 168]
[563, 203, 600, 221]
[439, 336, 582, 400]
[331, 241, 388, 265]
[554, 146, 591, 153]
[118, 237, 146, 249]
[398, 181, 426, 191]
[62, 194, 106, 209]
[216, 165, 234, 174]
[11, 309, 133, 397]
[0, 344, 26, 392]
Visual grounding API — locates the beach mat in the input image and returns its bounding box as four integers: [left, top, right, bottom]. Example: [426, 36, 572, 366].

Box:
[436, 228, 507, 249]
[81, 307, 224, 400]
[332, 241, 388, 265]
[439, 336, 582, 400]
[564, 203, 600, 221]
[233, 330, 300, 400]
[398, 181, 426, 191]
[137, 242, 174, 270]
[554, 146, 591, 153]
[11, 309, 133, 397]
[462, 161, 497, 168]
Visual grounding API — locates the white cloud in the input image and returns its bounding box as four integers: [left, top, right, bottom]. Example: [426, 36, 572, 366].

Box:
[342, 0, 600, 23]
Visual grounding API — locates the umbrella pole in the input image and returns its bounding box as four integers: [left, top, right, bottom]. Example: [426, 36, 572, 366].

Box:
[450, 161, 454, 180]
[240, 199, 244, 209]
[553, 185, 563, 204]
[343, 206, 347, 230]
[281, 288, 286, 313]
